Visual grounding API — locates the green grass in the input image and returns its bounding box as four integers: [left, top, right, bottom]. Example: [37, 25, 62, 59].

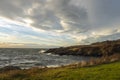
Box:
[0, 61, 120, 80]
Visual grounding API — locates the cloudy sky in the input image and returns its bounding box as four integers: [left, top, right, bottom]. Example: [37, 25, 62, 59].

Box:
[0, 0, 120, 48]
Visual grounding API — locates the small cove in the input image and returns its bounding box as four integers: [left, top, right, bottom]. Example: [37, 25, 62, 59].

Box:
[0, 48, 95, 69]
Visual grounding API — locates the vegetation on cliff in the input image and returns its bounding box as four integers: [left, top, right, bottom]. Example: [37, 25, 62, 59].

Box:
[46, 39, 120, 57]
[0, 39, 120, 80]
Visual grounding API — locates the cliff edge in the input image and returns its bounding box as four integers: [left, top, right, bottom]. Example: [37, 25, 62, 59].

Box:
[45, 39, 120, 57]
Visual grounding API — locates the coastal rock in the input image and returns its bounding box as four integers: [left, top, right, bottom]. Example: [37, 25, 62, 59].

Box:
[0, 66, 21, 73]
[45, 39, 120, 57]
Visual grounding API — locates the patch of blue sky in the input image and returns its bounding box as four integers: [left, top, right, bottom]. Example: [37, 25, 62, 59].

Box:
[0, 21, 46, 37]
[9, 24, 73, 44]
[0, 26, 14, 34]
[0, 19, 75, 46]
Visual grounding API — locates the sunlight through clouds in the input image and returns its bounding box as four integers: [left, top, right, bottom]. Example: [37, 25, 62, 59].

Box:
[0, 0, 120, 48]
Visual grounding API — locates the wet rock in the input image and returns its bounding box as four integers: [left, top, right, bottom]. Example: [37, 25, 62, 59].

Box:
[0, 66, 21, 73]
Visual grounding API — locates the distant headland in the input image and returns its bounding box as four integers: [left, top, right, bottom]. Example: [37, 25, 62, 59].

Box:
[46, 39, 120, 57]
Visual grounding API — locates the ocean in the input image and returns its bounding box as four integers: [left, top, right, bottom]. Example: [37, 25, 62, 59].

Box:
[0, 48, 92, 69]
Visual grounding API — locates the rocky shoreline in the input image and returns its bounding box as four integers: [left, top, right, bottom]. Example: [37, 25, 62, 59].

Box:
[0, 66, 21, 73]
[0, 53, 120, 73]
[1, 39, 120, 73]
[45, 39, 120, 57]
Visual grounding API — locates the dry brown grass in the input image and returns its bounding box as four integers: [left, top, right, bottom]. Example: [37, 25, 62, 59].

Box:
[65, 54, 120, 68]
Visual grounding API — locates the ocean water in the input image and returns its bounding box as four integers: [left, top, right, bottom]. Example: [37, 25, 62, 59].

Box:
[0, 48, 92, 69]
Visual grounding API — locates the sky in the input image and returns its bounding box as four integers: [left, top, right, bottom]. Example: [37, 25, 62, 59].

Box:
[0, 0, 120, 48]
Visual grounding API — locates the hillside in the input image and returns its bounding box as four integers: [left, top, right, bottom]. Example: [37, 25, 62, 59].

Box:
[46, 39, 120, 57]
[0, 61, 120, 80]
[0, 39, 120, 80]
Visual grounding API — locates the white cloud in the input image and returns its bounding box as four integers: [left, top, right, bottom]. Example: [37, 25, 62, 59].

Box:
[0, 0, 120, 47]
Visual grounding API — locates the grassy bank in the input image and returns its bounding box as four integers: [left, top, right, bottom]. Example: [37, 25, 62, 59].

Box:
[0, 61, 120, 80]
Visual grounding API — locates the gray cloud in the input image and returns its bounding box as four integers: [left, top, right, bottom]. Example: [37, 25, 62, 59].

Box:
[47, 0, 89, 32]
[0, 0, 120, 45]
[82, 32, 120, 45]
[0, 0, 24, 19]
[85, 0, 120, 28]
[0, 0, 89, 32]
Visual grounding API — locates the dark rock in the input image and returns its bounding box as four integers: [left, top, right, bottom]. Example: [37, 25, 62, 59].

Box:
[45, 39, 120, 57]
[0, 66, 21, 73]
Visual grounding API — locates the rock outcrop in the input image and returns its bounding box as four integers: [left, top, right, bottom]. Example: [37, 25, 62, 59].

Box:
[0, 66, 21, 73]
[45, 39, 120, 57]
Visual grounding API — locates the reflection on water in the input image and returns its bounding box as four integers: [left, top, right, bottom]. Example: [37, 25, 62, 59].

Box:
[0, 48, 93, 69]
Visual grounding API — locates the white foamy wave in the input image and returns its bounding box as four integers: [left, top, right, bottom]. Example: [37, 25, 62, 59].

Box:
[46, 53, 52, 55]
[0, 48, 94, 69]
[47, 65, 60, 68]
[38, 50, 46, 53]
